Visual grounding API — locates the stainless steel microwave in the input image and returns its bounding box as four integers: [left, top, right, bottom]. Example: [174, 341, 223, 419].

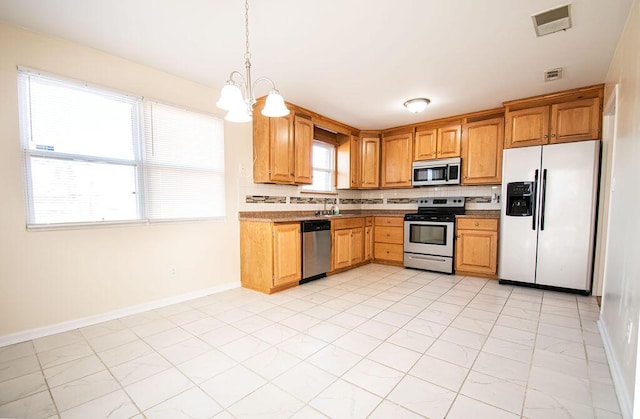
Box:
[412, 157, 461, 186]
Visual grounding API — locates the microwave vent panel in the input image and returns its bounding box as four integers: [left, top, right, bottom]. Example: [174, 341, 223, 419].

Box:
[544, 68, 563, 81]
[532, 4, 572, 37]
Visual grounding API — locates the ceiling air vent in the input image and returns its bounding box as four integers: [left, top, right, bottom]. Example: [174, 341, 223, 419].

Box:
[532, 4, 572, 37]
[544, 68, 563, 82]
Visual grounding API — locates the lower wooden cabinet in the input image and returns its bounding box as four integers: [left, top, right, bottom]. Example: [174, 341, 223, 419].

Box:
[373, 216, 404, 264]
[455, 218, 498, 279]
[364, 217, 373, 261]
[240, 221, 301, 294]
[332, 218, 365, 271]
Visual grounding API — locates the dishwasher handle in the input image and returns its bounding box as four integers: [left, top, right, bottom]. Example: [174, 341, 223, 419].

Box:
[302, 220, 331, 232]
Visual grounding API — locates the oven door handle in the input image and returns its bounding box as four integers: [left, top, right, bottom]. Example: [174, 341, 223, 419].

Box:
[405, 254, 449, 263]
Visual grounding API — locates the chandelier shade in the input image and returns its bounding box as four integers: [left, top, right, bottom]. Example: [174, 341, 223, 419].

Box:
[216, 0, 289, 122]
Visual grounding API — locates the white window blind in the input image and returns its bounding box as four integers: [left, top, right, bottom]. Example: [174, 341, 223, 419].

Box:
[144, 102, 225, 220]
[303, 140, 335, 193]
[18, 68, 226, 227]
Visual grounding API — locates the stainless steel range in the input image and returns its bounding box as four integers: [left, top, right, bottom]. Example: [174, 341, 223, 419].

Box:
[404, 197, 465, 274]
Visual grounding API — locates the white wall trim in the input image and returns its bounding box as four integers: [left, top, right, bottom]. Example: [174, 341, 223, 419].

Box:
[0, 281, 241, 348]
[599, 318, 633, 419]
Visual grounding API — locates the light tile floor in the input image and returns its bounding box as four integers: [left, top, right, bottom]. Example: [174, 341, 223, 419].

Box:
[0, 264, 622, 418]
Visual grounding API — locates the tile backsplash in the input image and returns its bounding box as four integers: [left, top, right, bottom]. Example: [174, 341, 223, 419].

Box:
[239, 178, 501, 213]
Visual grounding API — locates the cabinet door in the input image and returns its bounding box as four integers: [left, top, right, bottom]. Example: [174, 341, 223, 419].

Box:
[350, 228, 364, 265]
[360, 136, 380, 188]
[381, 132, 413, 188]
[333, 229, 352, 270]
[504, 106, 550, 148]
[273, 223, 301, 286]
[364, 226, 373, 261]
[455, 228, 498, 275]
[550, 98, 601, 144]
[350, 135, 361, 188]
[414, 129, 437, 161]
[461, 118, 504, 185]
[437, 125, 461, 158]
[270, 114, 295, 182]
[294, 116, 313, 184]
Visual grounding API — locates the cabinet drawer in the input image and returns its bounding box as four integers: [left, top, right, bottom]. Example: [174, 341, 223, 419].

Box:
[374, 243, 404, 262]
[457, 218, 498, 231]
[374, 216, 404, 227]
[374, 226, 403, 244]
[333, 217, 365, 230]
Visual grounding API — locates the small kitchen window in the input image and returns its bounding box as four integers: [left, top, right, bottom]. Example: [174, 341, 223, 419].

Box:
[302, 140, 335, 193]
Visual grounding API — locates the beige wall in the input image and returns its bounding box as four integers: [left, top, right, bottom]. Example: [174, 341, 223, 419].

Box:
[600, 0, 640, 417]
[0, 24, 251, 336]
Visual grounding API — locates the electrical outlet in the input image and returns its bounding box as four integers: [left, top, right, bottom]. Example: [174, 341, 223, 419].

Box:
[169, 265, 177, 277]
[627, 320, 633, 344]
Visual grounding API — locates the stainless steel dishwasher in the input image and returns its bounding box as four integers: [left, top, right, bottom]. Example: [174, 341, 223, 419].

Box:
[300, 220, 332, 284]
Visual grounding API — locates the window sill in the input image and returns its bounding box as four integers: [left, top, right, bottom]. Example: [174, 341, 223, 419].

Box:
[26, 216, 226, 231]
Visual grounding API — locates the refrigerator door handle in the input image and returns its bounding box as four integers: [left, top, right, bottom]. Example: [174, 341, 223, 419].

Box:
[532, 169, 538, 230]
[540, 169, 548, 231]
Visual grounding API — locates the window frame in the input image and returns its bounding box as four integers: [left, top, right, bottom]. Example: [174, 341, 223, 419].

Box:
[17, 67, 225, 230]
[302, 139, 337, 194]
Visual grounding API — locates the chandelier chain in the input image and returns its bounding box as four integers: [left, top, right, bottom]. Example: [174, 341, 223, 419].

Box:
[244, 0, 251, 61]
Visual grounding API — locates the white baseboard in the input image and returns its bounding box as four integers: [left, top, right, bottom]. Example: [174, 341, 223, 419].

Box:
[0, 281, 241, 348]
[598, 319, 633, 419]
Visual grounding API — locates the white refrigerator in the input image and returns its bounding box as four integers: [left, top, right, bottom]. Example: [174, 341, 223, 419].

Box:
[498, 140, 600, 293]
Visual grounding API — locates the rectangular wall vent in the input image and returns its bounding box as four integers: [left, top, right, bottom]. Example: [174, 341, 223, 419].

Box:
[532, 4, 572, 37]
[544, 68, 563, 81]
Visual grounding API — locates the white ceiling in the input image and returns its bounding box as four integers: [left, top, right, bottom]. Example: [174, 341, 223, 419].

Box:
[0, 0, 633, 130]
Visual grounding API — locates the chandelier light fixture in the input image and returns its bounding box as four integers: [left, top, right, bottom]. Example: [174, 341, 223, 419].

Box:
[403, 98, 431, 114]
[216, 0, 290, 122]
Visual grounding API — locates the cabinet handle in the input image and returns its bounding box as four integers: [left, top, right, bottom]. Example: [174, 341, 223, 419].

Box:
[550, 133, 556, 138]
[456, 235, 460, 238]
[543, 134, 549, 139]
[474, 222, 479, 226]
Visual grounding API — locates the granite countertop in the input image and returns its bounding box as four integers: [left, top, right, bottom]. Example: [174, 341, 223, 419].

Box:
[457, 210, 501, 219]
[239, 210, 409, 222]
[240, 209, 501, 222]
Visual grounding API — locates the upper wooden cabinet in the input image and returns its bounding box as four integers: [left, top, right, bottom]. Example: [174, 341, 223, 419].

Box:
[337, 135, 360, 189]
[294, 116, 313, 184]
[504, 85, 603, 149]
[551, 98, 601, 144]
[414, 124, 461, 161]
[461, 117, 504, 185]
[360, 136, 380, 189]
[337, 134, 380, 189]
[381, 131, 413, 188]
[253, 99, 312, 184]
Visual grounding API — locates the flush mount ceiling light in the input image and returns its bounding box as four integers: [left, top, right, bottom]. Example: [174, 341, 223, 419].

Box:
[403, 98, 431, 114]
[216, 0, 290, 122]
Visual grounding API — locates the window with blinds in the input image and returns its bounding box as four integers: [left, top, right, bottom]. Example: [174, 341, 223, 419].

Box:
[18, 68, 225, 227]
